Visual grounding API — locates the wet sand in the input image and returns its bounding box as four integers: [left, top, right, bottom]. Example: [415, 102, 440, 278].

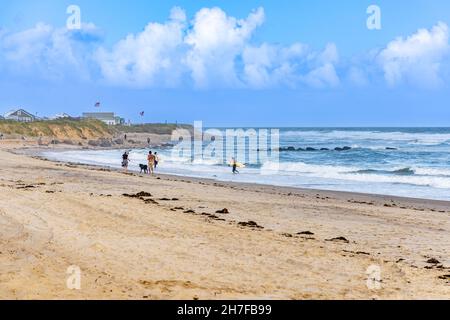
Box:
[0, 140, 449, 299]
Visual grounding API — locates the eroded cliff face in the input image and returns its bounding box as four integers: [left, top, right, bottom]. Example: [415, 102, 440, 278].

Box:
[0, 119, 114, 140]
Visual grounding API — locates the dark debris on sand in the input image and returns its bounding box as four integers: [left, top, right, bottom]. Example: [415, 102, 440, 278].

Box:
[426, 258, 441, 265]
[216, 208, 230, 214]
[123, 191, 152, 198]
[143, 198, 158, 204]
[16, 185, 37, 190]
[297, 231, 314, 235]
[122, 191, 160, 205]
[438, 274, 450, 281]
[238, 221, 264, 229]
[343, 250, 370, 256]
[326, 237, 350, 244]
[201, 213, 226, 221]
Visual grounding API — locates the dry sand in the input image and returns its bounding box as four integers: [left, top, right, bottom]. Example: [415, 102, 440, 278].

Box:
[0, 140, 449, 300]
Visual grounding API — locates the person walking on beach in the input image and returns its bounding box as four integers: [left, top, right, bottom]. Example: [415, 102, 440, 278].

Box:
[122, 151, 130, 172]
[154, 152, 160, 169]
[231, 158, 239, 174]
[147, 151, 156, 175]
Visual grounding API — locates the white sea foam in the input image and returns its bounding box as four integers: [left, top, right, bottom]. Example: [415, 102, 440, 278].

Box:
[261, 162, 450, 189]
[413, 166, 450, 177]
[281, 129, 450, 145]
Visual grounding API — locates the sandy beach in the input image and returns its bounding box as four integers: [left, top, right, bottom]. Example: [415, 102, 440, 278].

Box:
[0, 140, 449, 300]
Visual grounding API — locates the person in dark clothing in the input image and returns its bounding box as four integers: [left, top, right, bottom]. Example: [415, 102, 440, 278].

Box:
[232, 158, 239, 174]
[122, 151, 130, 172]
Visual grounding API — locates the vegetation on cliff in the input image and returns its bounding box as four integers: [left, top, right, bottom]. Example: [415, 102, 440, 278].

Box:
[0, 119, 113, 140]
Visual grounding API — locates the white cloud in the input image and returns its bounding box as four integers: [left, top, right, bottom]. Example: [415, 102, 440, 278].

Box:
[185, 7, 265, 88]
[96, 6, 340, 89]
[1, 23, 53, 64]
[302, 62, 340, 88]
[302, 43, 340, 88]
[242, 42, 340, 88]
[347, 67, 369, 87]
[96, 7, 187, 87]
[4, 7, 448, 91]
[0, 22, 102, 81]
[316, 42, 339, 65]
[242, 43, 307, 88]
[378, 22, 450, 88]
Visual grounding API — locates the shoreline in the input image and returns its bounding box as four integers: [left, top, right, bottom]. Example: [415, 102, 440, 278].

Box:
[1, 141, 449, 299]
[16, 145, 450, 210]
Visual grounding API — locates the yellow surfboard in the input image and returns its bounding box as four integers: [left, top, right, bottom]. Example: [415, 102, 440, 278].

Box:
[229, 162, 246, 168]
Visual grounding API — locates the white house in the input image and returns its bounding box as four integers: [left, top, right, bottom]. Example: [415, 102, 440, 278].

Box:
[51, 113, 72, 120]
[4, 109, 37, 122]
[82, 112, 124, 126]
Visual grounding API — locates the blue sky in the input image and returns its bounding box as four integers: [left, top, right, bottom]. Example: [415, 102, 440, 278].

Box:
[1, 0, 450, 126]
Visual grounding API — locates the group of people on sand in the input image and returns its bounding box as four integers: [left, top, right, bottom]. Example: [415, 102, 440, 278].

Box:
[121, 150, 160, 175]
[146, 151, 159, 175]
[122, 151, 240, 175]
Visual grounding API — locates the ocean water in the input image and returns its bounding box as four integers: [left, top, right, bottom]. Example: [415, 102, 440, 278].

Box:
[42, 128, 450, 201]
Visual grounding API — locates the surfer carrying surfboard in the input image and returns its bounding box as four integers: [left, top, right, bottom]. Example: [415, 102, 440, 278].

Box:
[231, 158, 239, 174]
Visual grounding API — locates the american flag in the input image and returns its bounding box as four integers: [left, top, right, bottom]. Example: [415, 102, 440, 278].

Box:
[94, 102, 101, 108]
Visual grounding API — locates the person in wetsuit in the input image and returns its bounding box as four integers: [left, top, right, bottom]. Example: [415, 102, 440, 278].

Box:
[232, 158, 239, 174]
[122, 151, 130, 172]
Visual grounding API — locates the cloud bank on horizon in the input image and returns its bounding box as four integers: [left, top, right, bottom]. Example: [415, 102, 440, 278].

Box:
[0, 6, 449, 90]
